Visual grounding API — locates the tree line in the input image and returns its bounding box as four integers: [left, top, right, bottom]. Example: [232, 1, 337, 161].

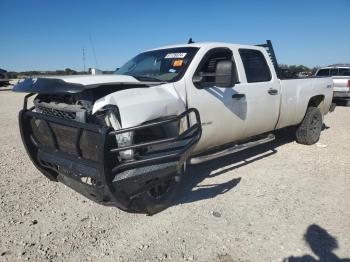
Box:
[7, 68, 114, 79]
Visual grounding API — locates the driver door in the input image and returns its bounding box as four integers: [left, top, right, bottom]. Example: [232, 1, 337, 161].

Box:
[186, 47, 247, 153]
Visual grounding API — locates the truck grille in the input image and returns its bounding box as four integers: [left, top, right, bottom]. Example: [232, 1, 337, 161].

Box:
[37, 105, 77, 120]
[34, 101, 87, 122]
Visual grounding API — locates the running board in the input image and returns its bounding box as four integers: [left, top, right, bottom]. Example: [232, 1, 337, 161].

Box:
[190, 134, 275, 165]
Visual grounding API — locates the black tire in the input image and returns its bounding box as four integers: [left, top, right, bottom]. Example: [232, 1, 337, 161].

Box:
[345, 100, 350, 107]
[129, 169, 183, 215]
[295, 106, 323, 145]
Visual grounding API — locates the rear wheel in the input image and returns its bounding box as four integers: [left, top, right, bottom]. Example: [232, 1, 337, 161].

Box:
[295, 106, 323, 145]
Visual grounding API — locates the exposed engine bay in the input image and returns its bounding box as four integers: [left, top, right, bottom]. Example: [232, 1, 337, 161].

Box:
[34, 93, 93, 123]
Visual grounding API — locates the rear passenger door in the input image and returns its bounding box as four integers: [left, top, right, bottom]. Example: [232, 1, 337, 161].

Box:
[235, 49, 281, 137]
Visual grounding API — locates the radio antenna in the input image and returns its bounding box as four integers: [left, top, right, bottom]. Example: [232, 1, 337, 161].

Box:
[188, 38, 194, 44]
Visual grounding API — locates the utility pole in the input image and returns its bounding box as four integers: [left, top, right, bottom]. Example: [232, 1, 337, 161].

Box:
[82, 48, 86, 73]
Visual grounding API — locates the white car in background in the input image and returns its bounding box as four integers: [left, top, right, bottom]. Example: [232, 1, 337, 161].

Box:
[315, 65, 350, 106]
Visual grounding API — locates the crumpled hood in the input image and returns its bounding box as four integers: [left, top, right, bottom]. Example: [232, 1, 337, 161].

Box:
[92, 83, 186, 128]
[13, 74, 187, 129]
[43, 74, 142, 86]
[12, 74, 161, 94]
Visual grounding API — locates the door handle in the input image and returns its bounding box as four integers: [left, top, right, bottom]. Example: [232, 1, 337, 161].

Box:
[268, 88, 278, 95]
[232, 93, 245, 99]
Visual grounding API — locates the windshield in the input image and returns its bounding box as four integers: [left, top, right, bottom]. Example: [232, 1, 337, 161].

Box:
[115, 47, 199, 82]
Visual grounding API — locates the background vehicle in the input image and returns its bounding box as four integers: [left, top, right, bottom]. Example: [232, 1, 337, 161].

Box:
[315, 64, 350, 106]
[0, 68, 9, 87]
[13, 41, 334, 214]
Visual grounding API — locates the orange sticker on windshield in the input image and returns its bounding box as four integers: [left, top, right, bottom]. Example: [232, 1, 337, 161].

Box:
[173, 60, 184, 67]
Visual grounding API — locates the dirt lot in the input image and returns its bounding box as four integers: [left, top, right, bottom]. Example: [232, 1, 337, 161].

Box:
[0, 88, 349, 262]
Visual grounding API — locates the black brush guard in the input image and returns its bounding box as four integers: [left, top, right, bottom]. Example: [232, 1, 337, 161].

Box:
[19, 94, 201, 210]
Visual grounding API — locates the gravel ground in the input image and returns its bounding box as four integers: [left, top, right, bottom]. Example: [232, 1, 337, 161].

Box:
[0, 88, 349, 262]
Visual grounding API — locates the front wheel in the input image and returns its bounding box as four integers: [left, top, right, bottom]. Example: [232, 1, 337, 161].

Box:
[129, 167, 184, 215]
[295, 106, 323, 145]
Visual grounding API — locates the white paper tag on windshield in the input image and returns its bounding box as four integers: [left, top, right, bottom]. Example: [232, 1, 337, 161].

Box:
[164, 53, 187, 59]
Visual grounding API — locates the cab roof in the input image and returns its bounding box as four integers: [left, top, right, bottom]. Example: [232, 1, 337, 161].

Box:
[148, 42, 265, 52]
[320, 64, 350, 69]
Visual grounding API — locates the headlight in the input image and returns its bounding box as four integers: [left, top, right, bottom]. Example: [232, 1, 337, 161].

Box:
[116, 131, 134, 160]
[178, 118, 186, 135]
[100, 106, 135, 161]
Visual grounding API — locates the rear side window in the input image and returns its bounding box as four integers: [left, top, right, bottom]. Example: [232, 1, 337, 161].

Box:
[338, 68, 350, 76]
[239, 49, 271, 83]
[316, 69, 330, 76]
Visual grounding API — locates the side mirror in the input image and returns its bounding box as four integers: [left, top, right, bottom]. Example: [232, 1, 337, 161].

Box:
[193, 60, 237, 88]
[192, 73, 204, 85]
[215, 60, 236, 87]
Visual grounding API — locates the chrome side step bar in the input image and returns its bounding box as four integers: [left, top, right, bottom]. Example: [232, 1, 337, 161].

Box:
[190, 134, 275, 165]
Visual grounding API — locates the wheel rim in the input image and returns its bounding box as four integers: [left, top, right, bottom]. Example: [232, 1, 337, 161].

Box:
[147, 178, 173, 199]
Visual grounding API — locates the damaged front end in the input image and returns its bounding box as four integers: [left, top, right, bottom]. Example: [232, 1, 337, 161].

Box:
[16, 78, 201, 212]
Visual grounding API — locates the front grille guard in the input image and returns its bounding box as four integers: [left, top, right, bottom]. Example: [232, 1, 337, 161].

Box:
[19, 94, 202, 207]
[108, 108, 201, 175]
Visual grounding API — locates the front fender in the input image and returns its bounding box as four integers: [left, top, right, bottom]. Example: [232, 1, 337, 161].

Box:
[92, 85, 186, 128]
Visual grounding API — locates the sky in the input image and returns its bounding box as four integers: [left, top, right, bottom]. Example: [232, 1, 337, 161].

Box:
[1, 0, 349, 72]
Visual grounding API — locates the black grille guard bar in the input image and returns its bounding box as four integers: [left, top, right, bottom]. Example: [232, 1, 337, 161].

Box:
[109, 108, 201, 174]
[21, 107, 201, 174]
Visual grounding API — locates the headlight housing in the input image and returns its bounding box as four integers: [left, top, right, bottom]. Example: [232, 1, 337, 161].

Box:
[98, 106, 134, 161]
[115, 131, 134, 160]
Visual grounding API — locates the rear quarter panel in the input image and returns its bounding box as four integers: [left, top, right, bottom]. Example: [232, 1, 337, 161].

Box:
[276, 77, 333, 129]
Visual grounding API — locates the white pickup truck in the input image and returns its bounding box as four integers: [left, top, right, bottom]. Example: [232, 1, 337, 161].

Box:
[315, 65, 350, 106]
[14, 41, 334, 214]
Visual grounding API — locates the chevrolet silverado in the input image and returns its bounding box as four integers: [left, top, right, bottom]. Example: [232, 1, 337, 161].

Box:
[13, 41, 334, 214]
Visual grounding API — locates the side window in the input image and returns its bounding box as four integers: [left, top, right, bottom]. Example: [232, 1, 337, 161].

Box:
[338, 68, 350, 76]
[239, 49, 271, 83]
[316, 69, 330, 76]
[195, 48, 236, 84]
[329, 68, 339, 76]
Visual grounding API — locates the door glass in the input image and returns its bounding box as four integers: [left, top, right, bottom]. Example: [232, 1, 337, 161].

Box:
[329, 68, 339, 76]
[316, 69, 330, 76]
[194, 48, 236, 86]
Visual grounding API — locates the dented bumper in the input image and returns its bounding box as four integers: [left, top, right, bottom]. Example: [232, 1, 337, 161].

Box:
[19, 94, 201, 210]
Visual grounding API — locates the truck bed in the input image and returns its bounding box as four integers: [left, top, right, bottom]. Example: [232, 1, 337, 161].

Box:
[276, 77, 333, 129]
